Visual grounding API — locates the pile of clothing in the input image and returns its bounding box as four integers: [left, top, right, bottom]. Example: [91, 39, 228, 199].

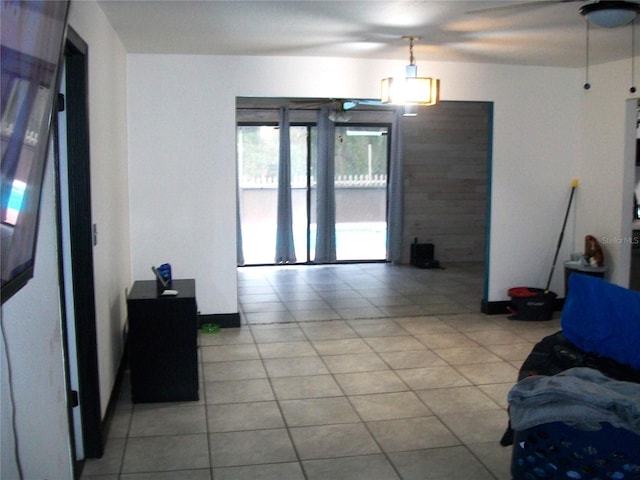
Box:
[500, 330, 640, 446]
[508, 366, 640, 435]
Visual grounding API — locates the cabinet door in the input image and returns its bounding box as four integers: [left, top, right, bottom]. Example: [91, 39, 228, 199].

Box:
[128, 297, 198, 402]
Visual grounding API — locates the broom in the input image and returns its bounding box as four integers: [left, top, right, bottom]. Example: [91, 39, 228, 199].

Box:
[545, 178, 579, 293]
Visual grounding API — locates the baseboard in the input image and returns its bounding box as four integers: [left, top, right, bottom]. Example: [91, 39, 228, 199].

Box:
[481, 299, 511, 315]
[481, 298, 565, 315]
[199, 312, 241, 328]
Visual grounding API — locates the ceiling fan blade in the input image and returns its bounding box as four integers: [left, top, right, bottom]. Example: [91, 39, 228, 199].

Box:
[289, 99, 334, 110]
[294, 99, 359, 111]
[354, 99, 384, 107]
[342, 100, 359, 110]
[466, 0, 581, 15]
[290, 98, 386, 112]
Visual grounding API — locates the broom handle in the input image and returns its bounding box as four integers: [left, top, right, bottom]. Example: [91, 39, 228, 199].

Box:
[545, 185, 576, 292]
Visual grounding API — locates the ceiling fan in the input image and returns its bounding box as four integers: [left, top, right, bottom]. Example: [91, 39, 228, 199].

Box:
[291, 98, 385, 122]
[469, 0, 640, 28]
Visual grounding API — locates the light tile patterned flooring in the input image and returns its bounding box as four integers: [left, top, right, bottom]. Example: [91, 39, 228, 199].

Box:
[81, 262, 563, 480]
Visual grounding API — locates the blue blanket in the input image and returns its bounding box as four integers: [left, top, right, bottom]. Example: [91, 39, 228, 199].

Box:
[561, 274, 640, 370]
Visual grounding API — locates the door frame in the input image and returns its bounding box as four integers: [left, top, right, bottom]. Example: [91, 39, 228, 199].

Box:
[56, 26, 103, 465]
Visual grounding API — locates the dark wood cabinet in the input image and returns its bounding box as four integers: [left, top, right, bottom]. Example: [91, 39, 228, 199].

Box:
[127, 279, 198, 402]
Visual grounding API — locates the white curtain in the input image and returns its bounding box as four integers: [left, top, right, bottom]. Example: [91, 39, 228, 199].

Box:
[387, 108, 404, 263]
[274, 107, 296, 263]
[314, 108, 337, 263]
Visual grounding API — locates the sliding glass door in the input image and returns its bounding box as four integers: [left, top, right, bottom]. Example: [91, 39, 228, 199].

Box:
[237, 122, 389, 265]
[333, 126, 388, 260]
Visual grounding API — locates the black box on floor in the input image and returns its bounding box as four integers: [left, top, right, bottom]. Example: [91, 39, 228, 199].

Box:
[508, 287, 557, 321]
[410, 242, 435, 268]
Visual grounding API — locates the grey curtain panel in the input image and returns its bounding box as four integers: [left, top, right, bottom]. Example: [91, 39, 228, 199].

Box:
[275, 107, 297, 263]
[314, 108, 337, 263]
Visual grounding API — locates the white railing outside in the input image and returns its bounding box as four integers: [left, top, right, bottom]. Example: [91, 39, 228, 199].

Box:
[241, 174, 387, 189]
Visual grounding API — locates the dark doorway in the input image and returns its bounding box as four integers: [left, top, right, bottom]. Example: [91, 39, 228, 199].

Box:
[56, 27, 102, 468]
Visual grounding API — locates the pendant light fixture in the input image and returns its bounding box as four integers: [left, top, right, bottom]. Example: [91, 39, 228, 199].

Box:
[584, 21, 591, 89]
[381, 37, 440, 106]
[631, 20, 637, 93]
[580, 1, 640, 28]
[583, 6, 638, 92]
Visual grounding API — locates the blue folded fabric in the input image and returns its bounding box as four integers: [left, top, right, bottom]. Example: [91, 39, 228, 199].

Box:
[561, 274, 640, 370]
[508, 367, 640, 434]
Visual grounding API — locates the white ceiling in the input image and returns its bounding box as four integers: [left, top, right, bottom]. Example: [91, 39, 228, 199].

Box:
[96, 0, 638, 68]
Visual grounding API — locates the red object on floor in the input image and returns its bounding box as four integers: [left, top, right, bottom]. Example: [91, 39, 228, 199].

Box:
[508, 287, 539, 298]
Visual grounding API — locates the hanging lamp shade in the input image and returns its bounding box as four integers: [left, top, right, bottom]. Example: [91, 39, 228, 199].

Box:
[381, 37, 440, 106]
[381, 74, 440, 105]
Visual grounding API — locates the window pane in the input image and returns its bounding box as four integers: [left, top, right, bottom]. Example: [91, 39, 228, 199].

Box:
[290, 126, 309, 263]
[309, 127, 317, 262]
[334, 126, 388, 260]
[238, 125, 309, 264]
[238, 125, 279, 264]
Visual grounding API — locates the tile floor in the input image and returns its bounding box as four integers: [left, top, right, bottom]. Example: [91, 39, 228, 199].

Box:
[81, 262, 563, 480]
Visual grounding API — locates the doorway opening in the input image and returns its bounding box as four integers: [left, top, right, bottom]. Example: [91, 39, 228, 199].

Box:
[237, 98, 397, 266]
[236, 98, 491, 311]
[56, 27, 102, 474]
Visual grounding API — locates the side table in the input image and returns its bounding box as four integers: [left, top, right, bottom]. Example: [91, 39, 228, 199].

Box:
[127, 279, 199, 402]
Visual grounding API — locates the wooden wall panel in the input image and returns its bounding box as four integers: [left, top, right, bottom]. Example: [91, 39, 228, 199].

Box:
[401, 101, 491, 264]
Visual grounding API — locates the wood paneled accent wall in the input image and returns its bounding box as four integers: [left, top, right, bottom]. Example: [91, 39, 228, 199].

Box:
[401, 101, 491, 264]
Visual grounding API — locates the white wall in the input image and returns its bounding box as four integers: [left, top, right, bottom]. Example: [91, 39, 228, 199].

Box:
[443, 62, 584, 299]
[1, 1, 129, 476]
[1, 157, 72, 480]
[127, 55, 239, 314]
[577, 58, 639, 287]
[127, 54, 582, 310]
[68, 1, 130, 416]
